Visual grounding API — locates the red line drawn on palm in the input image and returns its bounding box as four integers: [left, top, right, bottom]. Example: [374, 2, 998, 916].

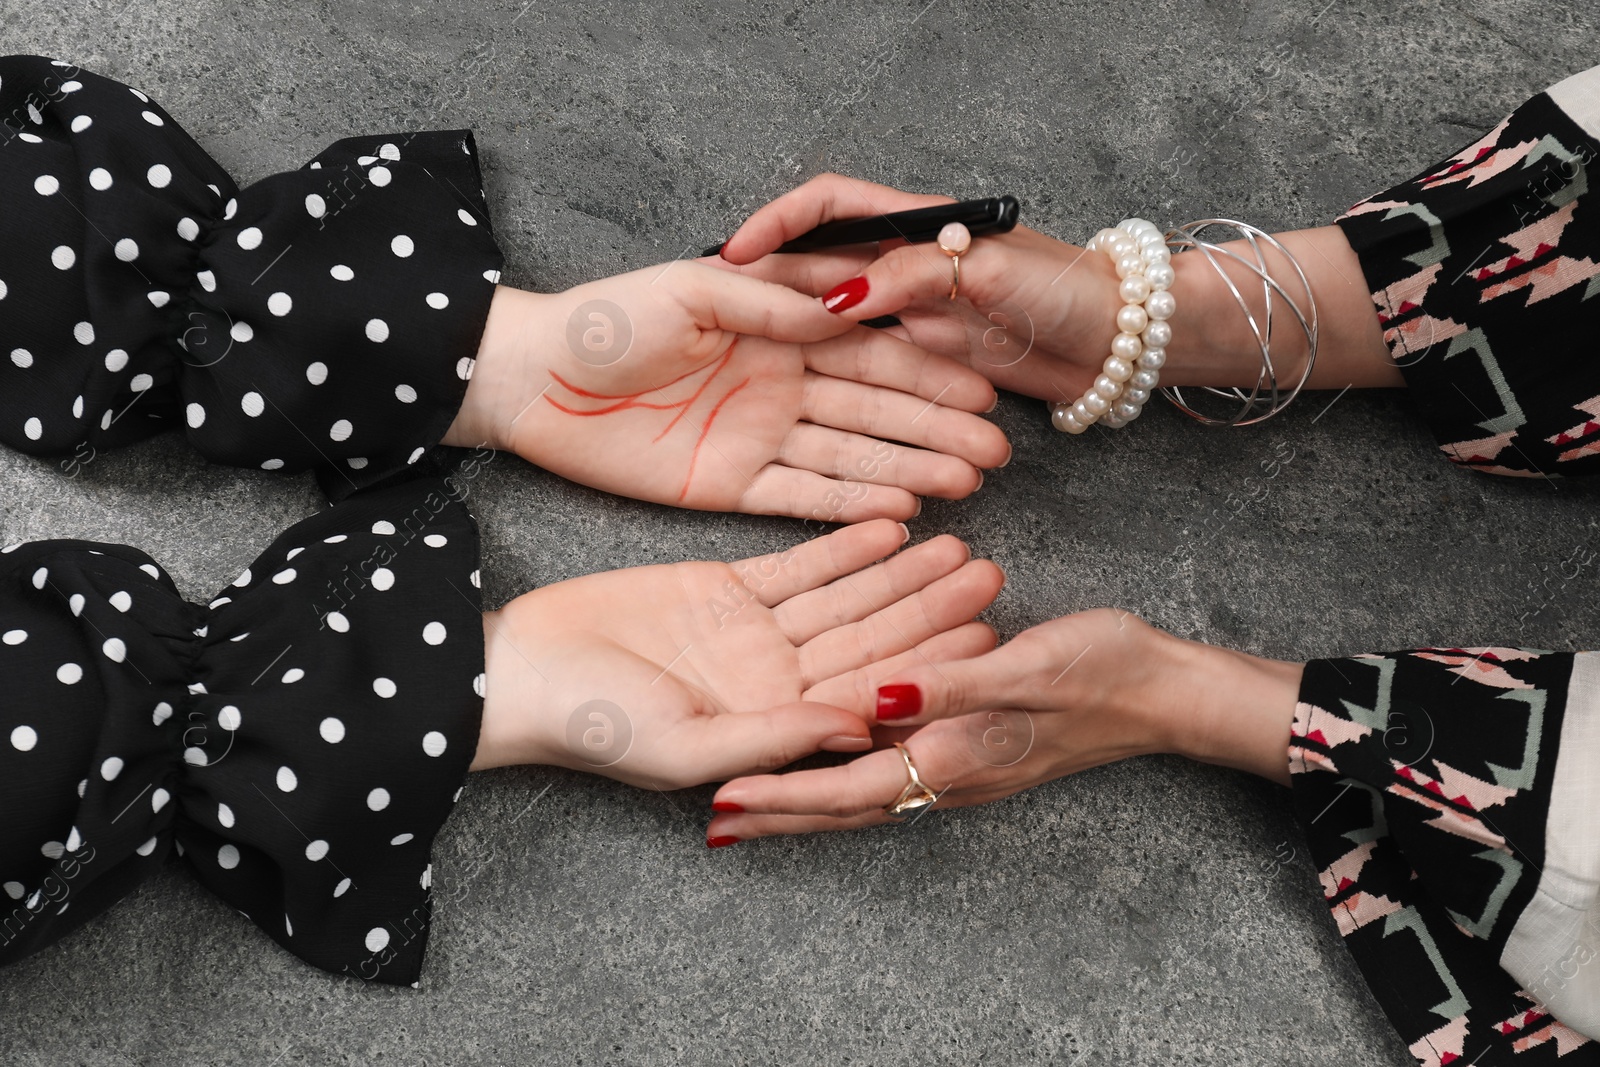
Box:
[544, 342, 754, 501]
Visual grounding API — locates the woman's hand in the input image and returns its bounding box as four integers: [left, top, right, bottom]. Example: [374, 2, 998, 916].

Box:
[705, 609, 1302, 843]
[444, 263, 1011, 523]
[717, 175, 1118, 405]
[714, 174, 1400, 403]
[469, 519, 1005, 791]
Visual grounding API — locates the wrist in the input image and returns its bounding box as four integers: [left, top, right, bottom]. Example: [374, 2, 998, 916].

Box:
[469, 608, 558, 771]
[1160, 226, 1400, 391]
[1167, 638, 1301, 786]
[1163, 247, 1289, 388]
[1078, 613, 1204, 764]
[443, 286, 559, 453]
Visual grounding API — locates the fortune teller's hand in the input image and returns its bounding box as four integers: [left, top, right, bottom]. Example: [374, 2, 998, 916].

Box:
[469, 519, 1006, 790]
[712, 173, 1399, 412]
[706, 609, 1302, 842]
[442, 265, 1010, 523]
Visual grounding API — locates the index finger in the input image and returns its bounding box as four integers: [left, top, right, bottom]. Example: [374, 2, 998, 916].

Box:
[722, 173, 953, 264]
[730, 517, 911, 609]
[712, 744, 914, 818]
[712, 721, 981, 818]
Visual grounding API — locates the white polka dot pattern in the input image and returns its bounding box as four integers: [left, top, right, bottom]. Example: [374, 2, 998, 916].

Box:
[0, 473, 484, 985]
[0, 55, 503, 500]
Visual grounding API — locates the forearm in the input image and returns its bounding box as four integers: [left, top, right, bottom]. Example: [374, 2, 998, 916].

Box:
[1164, 226, 1402, 391]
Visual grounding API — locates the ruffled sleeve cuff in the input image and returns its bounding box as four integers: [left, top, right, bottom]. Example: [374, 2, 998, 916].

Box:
[0, 55, 504, 500]
[1333, 66, 1600, 479]
[0, 476, 484, 985]
[1289, 649, 1600, 1061]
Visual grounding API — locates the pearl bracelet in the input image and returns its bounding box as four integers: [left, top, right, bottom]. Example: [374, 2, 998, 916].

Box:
[1050, 218, 1176, 434]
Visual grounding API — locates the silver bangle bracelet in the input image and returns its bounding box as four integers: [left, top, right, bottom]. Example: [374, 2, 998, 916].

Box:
[1160, 219, 1319, 427]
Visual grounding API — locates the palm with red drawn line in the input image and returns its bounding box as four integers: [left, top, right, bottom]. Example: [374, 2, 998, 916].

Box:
[471, 263, 1010, 522]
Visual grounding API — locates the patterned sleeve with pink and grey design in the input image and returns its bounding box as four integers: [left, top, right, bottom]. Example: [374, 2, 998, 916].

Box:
[1289, 68, 1600, 1067]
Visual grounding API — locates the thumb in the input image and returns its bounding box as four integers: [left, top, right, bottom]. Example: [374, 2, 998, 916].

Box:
[675, 263, 863, 345]
[674, 701, 873, 785]
[870, 640, 1043, 726]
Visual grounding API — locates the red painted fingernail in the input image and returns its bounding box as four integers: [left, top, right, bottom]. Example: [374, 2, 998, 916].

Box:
[707, 835, 741, 849]
[711, 801, 744, 813]
[876, 683, 922, 720]
[822, 276, 869, 313]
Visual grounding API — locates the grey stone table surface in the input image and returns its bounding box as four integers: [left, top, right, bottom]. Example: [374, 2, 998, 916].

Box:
[3, 1, 1598, 1064]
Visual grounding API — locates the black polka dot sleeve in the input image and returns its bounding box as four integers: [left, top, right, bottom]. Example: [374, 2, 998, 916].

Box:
[0, 476, 484, 986]
[0, 55, 504, 500]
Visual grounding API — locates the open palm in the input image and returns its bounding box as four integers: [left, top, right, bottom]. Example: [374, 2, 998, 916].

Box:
[485, 265, 1012, 522]
[473, 520, 1004, 789]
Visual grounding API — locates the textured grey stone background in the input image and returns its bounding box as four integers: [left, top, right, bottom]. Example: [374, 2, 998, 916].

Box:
[3, 1, 1598, 1064]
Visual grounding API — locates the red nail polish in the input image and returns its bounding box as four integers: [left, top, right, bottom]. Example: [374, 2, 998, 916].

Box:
[822, 276, 869, 314]
[711, 801, 744, 813]
[876, 683, 922, 720]
[707, 835, 741, 849]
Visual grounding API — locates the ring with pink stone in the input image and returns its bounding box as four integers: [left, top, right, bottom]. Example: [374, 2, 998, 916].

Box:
[937, 221, 972, 301]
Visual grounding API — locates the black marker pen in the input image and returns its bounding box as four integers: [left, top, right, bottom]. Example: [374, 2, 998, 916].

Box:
[702, 195, 1020, 257]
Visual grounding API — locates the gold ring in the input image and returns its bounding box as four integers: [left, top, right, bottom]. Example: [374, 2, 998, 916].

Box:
[884, 742, 939, 818]
[937, 221, 971, 302]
